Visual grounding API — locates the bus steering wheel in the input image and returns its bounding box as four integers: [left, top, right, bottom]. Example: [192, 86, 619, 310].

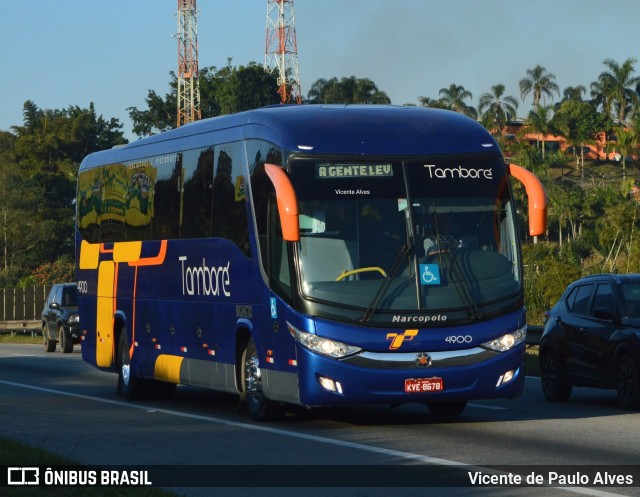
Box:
[335, 267, 387, 281]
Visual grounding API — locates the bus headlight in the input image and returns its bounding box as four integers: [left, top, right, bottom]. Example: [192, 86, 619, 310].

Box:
[69, 314, 80, 324]
[287, 322, 361, 359]
[482, 325, 526, 352]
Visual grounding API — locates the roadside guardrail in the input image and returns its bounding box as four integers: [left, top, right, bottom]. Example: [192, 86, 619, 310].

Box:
[0, 320, 41, 337]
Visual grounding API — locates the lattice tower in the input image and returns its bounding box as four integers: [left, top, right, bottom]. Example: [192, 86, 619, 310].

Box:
[177, 0, 202, 127]
[265, 0, 302, 104]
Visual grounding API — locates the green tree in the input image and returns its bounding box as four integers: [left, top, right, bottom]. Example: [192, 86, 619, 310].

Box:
[560, 85, 586, 104]
[593, 58, 640, 122]
[519, 65, 560, 108]
[128, 60, 280, 137]
[597, 202, 640, 272]
[436, 84, 477, 118]
[1, 101, 125, 286]
[525, 104, 554, 159]
[478, 84, 519, 135]
[216, 62, 281, 115]
[613, 125, 637, 180]
[306, 76, 390, 104]
[417, 96, 450, 110]
[551, 100, 611, 175]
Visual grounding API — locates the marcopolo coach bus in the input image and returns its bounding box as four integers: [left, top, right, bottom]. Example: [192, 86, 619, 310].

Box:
[76, 104, 546, 420]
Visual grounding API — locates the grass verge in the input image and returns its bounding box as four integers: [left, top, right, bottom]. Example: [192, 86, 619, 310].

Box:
[0, 333, 41, 344]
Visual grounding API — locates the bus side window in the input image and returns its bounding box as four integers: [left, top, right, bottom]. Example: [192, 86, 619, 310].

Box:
[181, 147, 214, 239]
[212, 143, 251, 257]
[153, 155, 182, 240]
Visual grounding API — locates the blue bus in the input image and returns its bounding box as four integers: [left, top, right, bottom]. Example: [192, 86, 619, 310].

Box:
[76, 105, 546, 420]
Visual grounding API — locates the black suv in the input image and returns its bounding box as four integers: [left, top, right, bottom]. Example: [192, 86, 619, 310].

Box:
[41, 283, 80, 353]
[540, 274, 640, 410]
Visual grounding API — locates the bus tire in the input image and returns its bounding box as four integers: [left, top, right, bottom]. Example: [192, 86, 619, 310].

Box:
[243, 337, 284, 421]
[426, 400, 467, 417]
[117, 332, 145, 401]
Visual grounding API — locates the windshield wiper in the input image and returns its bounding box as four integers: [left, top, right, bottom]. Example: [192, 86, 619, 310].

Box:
[360, 242, 413, 324]
[432, 213, 480, 320]
[360, 161, 420, 324]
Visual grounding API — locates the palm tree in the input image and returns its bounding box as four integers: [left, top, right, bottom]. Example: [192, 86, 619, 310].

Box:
[590, 77, 614, 118]
[593, 58, 640, 122]
[438, 84, 478, 118]
[561, 85, 586, 103]
[613, 125, 638, 180]
[525, 104, 554, 159]
[519, 65, 560, 108]
[478, 84, 519, 134]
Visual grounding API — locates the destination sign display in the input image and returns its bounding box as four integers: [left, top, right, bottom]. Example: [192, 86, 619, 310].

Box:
[316, 163, 393, 179]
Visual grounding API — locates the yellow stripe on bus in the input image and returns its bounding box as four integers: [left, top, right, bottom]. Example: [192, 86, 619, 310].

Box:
[113, 241, 142, 263]
[96, 261, 115, 368]
[154, 354, 183, 384]
[79, 240, 100, 270]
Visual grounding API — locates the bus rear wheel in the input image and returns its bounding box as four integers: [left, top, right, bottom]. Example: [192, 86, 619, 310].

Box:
[117, 333, 145, 401]
[243, 338, 284, 421]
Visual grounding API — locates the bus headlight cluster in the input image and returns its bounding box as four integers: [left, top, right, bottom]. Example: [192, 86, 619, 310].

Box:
[482, 325, 526, 352]
[69, 314, 80, 324]
[287, 322, 361, 358]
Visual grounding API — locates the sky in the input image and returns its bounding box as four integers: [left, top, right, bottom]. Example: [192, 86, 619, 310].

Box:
[2, 0, 640, 140]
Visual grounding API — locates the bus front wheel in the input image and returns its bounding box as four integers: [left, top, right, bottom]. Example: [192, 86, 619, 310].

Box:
[243, 338, 284, 421]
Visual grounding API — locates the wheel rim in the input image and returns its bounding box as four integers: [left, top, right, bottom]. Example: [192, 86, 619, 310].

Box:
[618, 358, 636, 407]
[541, 352, 560, 397]
[244, 353, 262, 396]
[121, 362, 131, 387]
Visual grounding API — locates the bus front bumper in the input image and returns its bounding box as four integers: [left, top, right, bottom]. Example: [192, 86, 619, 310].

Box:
[294, 343, 525, 407]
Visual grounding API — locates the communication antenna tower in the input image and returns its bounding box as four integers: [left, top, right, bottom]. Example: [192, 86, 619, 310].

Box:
[177, 0, 202, 127]
[265, 0, 302, 104]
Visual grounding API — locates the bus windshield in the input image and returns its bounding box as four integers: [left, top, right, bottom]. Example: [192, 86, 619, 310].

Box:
[288, 158, 520, 319]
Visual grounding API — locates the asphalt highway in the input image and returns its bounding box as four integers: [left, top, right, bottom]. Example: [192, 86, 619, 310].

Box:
[1, 343, 638, 497]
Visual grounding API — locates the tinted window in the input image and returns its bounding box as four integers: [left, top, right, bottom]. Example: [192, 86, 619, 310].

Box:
[566, 284, 594, 314]
[181, 147, 214, 239]
[61, 286, 78, 306]
[247, 139, 284, 274]
[78, 142, 252, 257]
[592, 284, 614, 315]
[621, 282, 640, 317]
[212, 142, 251, 256]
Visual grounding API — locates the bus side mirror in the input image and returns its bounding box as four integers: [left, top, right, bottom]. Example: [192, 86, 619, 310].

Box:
[264, 163, 300, 242]
[509, 163, 547, 237]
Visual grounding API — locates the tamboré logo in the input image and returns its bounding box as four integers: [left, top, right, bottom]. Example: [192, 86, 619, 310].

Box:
[386, 329, 419, 350]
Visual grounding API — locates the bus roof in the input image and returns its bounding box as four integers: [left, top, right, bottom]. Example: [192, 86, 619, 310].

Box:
[79, 105, 501, 170]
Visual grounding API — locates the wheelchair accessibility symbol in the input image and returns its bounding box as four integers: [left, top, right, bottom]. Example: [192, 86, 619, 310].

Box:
[420, 264, 441, 285]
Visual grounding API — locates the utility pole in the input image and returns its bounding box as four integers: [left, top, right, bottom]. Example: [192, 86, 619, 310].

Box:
[177, 0, 202, 127]
[265, 0, 302, 104]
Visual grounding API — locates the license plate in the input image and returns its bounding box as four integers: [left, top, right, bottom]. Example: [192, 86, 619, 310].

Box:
[405, 377, 444, 393]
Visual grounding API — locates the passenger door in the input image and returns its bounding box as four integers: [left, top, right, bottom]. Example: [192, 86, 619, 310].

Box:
[558, 283, 596, 380]
[580, 283, 619, 385]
